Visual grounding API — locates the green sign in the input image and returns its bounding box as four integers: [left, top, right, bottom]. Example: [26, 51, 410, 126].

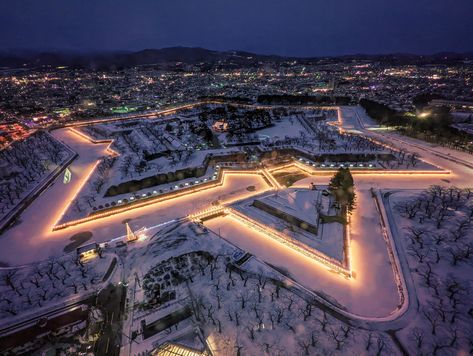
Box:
[63, 168, 72, 184]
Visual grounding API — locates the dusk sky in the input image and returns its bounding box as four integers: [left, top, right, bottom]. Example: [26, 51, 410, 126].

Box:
[1, 0, 473, 56]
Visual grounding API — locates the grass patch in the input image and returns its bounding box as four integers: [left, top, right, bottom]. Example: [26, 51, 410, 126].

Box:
[102, 257, 117, 282]
[64, 231, 93, 253]
[320, 214, 346, 225]
[142, 306, 192, 339]
[273, 171, 309, 187]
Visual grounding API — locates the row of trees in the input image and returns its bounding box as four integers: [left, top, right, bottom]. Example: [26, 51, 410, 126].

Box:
[0, 131, 69, 217]
[396, 185, 473, 354]
[257, 94, 352, 106]
[0, 254, 105, 318]
[105, 164, 207, 197]
[188, 252, 392, 355]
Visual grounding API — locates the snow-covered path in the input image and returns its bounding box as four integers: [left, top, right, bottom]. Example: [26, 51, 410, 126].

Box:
[340, 106, 473, 188]
[2, 106, 473, 322]
[205, 189, 400, 318]
[0, 128, 269, 266]
[0, 129, 109, 266]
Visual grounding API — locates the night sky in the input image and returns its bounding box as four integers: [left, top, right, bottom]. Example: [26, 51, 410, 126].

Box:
[1, 0, 472, 56]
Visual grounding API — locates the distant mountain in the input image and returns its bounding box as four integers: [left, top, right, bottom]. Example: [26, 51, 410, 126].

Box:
[0, 47, 472, 69]
[0, 47, 286, 70]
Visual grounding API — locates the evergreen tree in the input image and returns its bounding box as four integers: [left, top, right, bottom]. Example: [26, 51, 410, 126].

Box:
[328, 167, 356, 213]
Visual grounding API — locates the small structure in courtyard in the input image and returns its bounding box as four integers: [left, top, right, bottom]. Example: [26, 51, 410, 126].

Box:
[76, 242, 98, 261]
[212, 119, 229, 132]
[125, 222, 138, 243]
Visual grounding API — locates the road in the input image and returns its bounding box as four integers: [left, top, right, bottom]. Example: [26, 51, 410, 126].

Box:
[339, 106, 473, 188]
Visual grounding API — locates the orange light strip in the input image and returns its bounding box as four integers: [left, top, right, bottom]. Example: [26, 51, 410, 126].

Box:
[51, 159, 101, 228]
[52, 169, 270, 231]
[226, 207, 351, 278]
[69, 127, 119, 156]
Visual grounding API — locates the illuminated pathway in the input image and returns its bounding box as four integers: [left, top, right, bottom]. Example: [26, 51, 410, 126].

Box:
[0, 128, 269, 266]
[204, 189, 399, 318]
[1, 104, 473, 321]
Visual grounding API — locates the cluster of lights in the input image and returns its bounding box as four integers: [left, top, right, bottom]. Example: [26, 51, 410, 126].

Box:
[115, 176, 218, 207]
[298, 157, 375, 169]
[188, 206, 227, 222]
[272, 160, 450, 179]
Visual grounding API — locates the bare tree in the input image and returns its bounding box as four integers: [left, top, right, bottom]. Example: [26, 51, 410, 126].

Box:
[298, 339, 311, 355]
[411, 327, 424, 349]
[423, 309, 440, 335]
[365, 332, 374, 351]
[316, 310, 329, 332]
[418, 262, 437, 288]
[375, 334, 388, 356]
[408, 244, 428, 264]
[405, 226, 426, 248]
[330, 326, 346, 350]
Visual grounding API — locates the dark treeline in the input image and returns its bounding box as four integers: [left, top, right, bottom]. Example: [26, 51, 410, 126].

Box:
[197, 95, 253, 104]
[105, 152, 247, 197]
[105, 166, 207, 197]
[359, 99, 473, 152]
[257, 95, 352, 106]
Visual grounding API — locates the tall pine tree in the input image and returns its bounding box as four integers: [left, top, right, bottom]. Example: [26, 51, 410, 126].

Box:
[328, 167, 356, 213]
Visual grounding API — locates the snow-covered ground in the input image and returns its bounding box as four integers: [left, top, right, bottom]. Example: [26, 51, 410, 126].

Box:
[49, 104, 443, 228]
[0, 130, 269, 266]
[231, 188, 345, 262]
[204, 188, 399, 318]
[256, 116, 307, 140]
[2, 103, 473, 354]
[0, 252, 115, 323]
[0, 131, 73, 225]
[386, 187, 473, 355]
[123, 221, 399, 356]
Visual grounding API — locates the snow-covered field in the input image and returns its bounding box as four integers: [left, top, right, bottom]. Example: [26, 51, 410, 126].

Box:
[204, 189, 399, 318]
[231, 188, 345, 262]
[123, 221, 399, 356]
[386, 187, 473, 355]
[0, 131, 73, 225]
[2, 103, 473, 354]
[0, 252, 115, 322]
[0, 163, 269, 266]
